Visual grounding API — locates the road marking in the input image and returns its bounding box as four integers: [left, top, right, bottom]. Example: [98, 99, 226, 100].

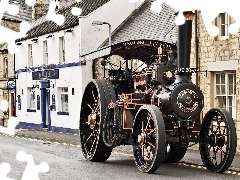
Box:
[1, 133, 240, 175]
[177, 162, 240, 175]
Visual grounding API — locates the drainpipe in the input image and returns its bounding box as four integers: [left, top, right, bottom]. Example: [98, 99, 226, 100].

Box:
[14, 53, 16, 116]
[195, 10, 199, 87]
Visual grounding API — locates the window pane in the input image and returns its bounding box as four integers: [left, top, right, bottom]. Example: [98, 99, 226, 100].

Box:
[228, 96, 236, 119]
[220, 13, 226, 36]
[221, 73, 225, 84]
[228, 74, 233, 84]
[229, 107, 232, 116]
[216, 85, 220, 95]
[221, 25, 226, 36]
[228, 84, 233, 95]
[216, 96, 226, 108]
[61, 94, 68, 112]
[62, 87, 68, 92]
[228, 96, 232, 106]
[30, 94, 35, 108]
[221, 85, 226, 94]
[216, 74, 220, 84]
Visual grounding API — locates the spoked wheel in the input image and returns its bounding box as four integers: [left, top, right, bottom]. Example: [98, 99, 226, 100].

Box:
[132, 105, 165, 173]
[162, 142, 187, 163]
[199, 108, 237, 173]
[80, 79, 114, 162]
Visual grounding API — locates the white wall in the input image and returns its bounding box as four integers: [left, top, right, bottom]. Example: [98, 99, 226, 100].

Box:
[15, 26, 80, 69]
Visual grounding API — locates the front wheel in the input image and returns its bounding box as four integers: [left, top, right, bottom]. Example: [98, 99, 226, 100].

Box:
[199, 108, 237, 173]
[132, 105, 166, 173]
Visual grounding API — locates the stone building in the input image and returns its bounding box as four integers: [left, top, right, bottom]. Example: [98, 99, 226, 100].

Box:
[0, 0, 33, 124]
[189, 11, 240, 153]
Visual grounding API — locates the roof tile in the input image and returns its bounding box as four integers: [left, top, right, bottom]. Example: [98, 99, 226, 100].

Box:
[17, 0, 111, 41]
[101, 0, 177, 47]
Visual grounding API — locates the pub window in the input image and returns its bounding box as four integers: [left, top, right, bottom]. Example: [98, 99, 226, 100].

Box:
[215, 72, 236, 120]
[216, 12, 229, 40]
[59, 37, 65, 63]
[28, 44, 33, 67]
[3, 57, 8, 78]
[43, 40, 48, 65]
[28, 88, 36, 109]
[59, 87, 68, 112]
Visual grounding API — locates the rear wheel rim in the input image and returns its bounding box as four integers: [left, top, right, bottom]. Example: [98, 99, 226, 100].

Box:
[200, 108, 237, 172]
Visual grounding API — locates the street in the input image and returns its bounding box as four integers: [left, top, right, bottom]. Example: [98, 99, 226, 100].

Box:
[0, 135, 240, 180]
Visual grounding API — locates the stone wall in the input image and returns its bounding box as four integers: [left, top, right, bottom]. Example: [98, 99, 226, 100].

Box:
[0, 20, 17, 119]
[33, 3, 49, 20]
[1, 20, 19, 32]
[195, 11, 240, 153]
[94, 55, 127, 79]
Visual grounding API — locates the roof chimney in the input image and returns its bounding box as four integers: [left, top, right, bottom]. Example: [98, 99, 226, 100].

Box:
[32, 0, 49, 20]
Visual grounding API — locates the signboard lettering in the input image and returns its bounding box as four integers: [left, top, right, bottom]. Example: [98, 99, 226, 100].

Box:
[32, 69, 59, 80]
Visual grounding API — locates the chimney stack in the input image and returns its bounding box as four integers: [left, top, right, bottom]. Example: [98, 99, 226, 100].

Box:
[32, 0, 49, 20]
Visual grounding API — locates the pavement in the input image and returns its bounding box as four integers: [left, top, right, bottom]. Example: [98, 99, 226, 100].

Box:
[4, 128, 240, 173]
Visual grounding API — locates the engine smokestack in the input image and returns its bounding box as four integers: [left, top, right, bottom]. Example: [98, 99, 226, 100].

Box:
[177, 11, 195, 72]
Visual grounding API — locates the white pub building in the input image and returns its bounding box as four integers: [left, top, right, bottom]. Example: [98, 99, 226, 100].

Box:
[14, 0, 145, 134]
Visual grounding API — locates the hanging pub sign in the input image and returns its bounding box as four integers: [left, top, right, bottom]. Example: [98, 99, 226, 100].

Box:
[17, 95, 21, 110]
[32, 69, 59, 80]
[50, 94, 56, 111]
[37, 95, 40, 110]
[7, 80, 16, 89]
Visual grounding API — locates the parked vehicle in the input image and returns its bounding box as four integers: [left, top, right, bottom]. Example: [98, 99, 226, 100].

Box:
[79, 11, 237, 173]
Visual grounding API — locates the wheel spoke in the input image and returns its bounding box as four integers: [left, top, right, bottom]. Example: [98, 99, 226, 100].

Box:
[147, 141, 155, 148]
[86, 133, 93, 142]
[87, 103, 95, 113]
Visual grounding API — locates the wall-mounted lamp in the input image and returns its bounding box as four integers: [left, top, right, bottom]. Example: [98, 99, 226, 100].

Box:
[46, 34, 54, 38]
[31, 38, 38, 43]
[64, 29, 73, 33]
[16, 42, 22, 45]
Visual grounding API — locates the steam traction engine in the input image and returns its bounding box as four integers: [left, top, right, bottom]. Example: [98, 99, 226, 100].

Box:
[80, 12, 237, 173]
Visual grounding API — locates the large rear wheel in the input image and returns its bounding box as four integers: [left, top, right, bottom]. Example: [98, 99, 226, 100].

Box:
[199, 108, 237, 172]
[79, 80, 114, 161]
[132, 105, 166, 173]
